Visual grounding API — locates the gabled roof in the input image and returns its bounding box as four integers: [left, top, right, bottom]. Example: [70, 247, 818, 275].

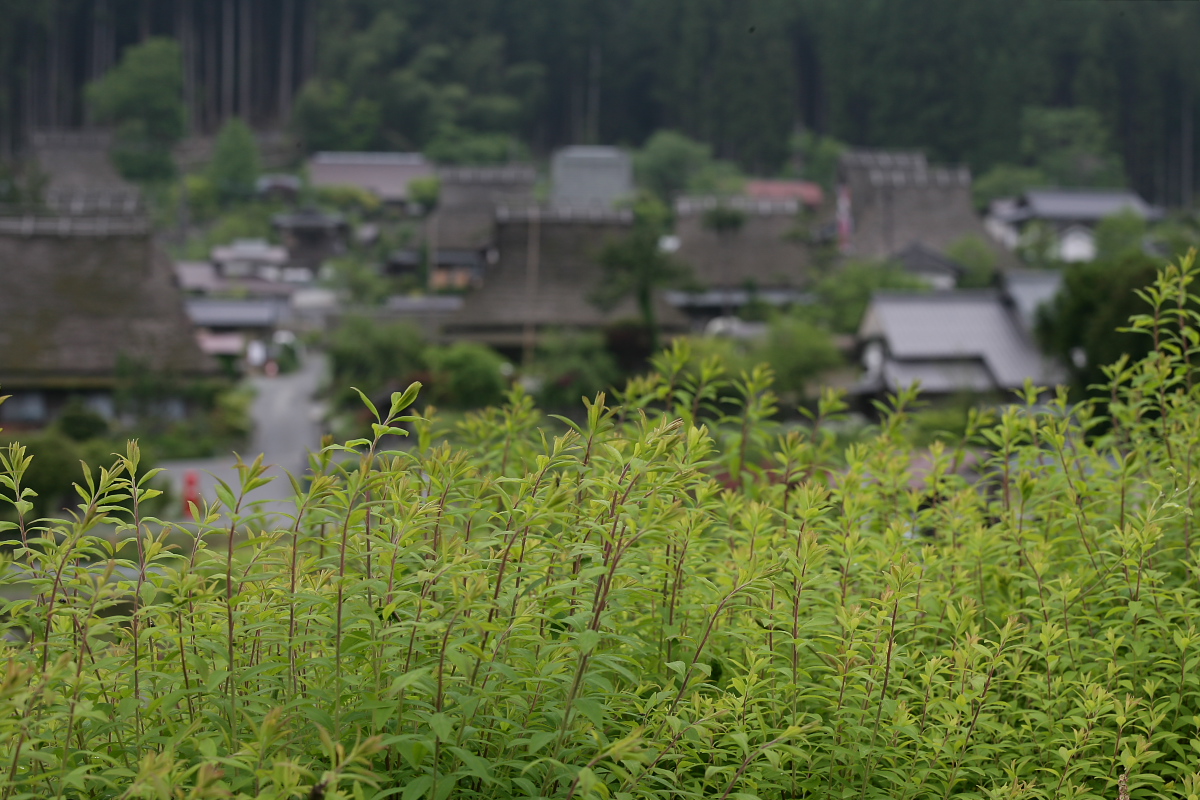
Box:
[859, 291, 1061, 390]
[185, 298, 285, 329]
[0, 230, 216, 387]
[1001, 269, 1064, 332]
[673, 197, 812, 290]
[1012, 188, 1161, 223]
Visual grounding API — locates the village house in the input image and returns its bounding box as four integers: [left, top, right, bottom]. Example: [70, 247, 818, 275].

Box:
[888, 241, 965, 289]
[307, 151, 434, 205]
[271, 207, 349, 272]
[440, 206, 687, 360]
[0, 214, 216, 428]
[838, 149, 996, 261]
[985, 188, 1162, 262]
[856, 275, 1064, 401]
[669, 196, 814, 324]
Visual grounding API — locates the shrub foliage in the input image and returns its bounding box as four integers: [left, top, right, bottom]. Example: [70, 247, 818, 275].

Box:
[5, 256, 1200, 798]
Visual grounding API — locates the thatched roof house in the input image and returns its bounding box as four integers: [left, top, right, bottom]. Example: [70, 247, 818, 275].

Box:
[673, 196, 814, 290]
[0, 221, 216, 422]
[838, 149, 993, 260]
[442, 206, 687, 351]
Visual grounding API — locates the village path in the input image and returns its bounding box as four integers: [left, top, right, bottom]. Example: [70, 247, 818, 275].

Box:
[159, 351, 327, 523]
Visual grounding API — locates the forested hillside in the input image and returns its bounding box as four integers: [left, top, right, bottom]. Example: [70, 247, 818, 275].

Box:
[3, 1, 1199, 203]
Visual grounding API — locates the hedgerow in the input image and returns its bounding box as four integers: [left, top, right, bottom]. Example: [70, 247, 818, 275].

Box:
[4, 255, 1200, 799]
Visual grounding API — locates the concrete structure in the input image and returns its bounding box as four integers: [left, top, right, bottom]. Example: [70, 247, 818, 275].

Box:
[551, 146, 633, 209]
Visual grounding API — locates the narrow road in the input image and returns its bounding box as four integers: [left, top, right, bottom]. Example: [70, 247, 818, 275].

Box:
[160, 352, 327, 522]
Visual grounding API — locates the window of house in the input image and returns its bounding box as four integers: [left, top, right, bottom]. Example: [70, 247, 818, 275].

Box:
[0, 392, 47, 423]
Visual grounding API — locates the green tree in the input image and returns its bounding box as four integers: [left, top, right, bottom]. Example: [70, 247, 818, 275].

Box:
[593, 226, 690, 354]
[804, 261, 930, 334]
[86, 38, 185, 181]
[208, 118, 260, 203]
[532, 331, 620, 409]
[1036, 251, 1160, 394]
[328, 316, 427, 410]
[1020, 106, 1126, 188]
[291, 79, 380, 151]
[634, 131, 715, 203]
[427, 342, 508, 408]
[971, 164, 1050, 211]
[1092, 209, 1147, 261]
[945, 235, 998, 288]
[750, 315, 842, 400]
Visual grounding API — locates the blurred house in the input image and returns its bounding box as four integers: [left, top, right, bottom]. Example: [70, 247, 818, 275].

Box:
[28, 130, 133, 193]
[985, 188, 1162, 262]
[386, 248, 487, 291]
[1001, 268, 1064, 333]
[838, 149, 994, 260]
[272, 208, 349, 272]
[184, 298, 288, 368]
[551, 146, 633, 209]
[255, 173, 302, 203]
[889, 241, 964, 289]
[856, 289, 1063, 399]
[669, 196, 814, 322]
[307, 152, 434, 203]
[441, 206, 687, 355]
[211, 238, 290, 280]
[0, 212, 216, 428]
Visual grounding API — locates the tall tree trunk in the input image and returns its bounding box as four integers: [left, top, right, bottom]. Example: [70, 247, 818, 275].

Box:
[206, 2, 219, 132]
[278, 0, 294, 123]
[302, 0, 317, 85]
[239, 0, 251, 121]
[47, 2, 60, 129]
[222, 0, 234, 123]
[179, 0, 196, 134]
[140, 0, 152, 41]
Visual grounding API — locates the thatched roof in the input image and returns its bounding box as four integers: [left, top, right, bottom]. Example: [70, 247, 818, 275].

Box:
[674, 197, 814, 290]
[0, 227, 217, 388]
[442, 207, 687, 346]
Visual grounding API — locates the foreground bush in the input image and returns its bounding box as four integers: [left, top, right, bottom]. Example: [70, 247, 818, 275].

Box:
[4, 257, 1200, 798]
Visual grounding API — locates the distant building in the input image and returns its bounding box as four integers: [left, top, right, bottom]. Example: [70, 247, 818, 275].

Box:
[211, 239, 290, 280]
[255, 173, 302, 203]
[272, 208, 349, 272]
[551, 146, 633, 209]
[889, 242, 964, 290]
[441, 206, 686, 354]
[838, 149, 995, 261]
[0, 217, 216, 427]
[985, 188, 1163, 262]
[307, 152, 434, 203]
[856, 290, 1063, 398]
[670, 196, 813, 322]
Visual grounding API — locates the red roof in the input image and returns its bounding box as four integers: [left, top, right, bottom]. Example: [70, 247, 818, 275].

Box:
[745, 180, 824, 207]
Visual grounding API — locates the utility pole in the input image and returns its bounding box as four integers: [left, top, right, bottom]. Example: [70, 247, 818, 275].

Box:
[521, 208, 542, 368]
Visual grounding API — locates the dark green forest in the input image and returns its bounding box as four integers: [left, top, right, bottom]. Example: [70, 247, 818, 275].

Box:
[4, 1, 1200, 203]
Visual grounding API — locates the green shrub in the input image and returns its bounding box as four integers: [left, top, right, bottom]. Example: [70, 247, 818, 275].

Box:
[56, 400, 109, 442]
[427, 341, 507, 408]
[7, 256, 1200, 798]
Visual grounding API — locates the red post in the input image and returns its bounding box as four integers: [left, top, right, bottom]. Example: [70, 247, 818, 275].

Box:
[183, 470, 200, 519]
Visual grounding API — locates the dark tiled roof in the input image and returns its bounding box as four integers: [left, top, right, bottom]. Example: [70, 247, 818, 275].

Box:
[1012, 188, 1162, 223]
[0, 231, 217, 387]
[859, 290, 1063, 391]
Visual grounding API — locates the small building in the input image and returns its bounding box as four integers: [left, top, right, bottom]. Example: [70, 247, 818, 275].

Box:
[211, 238, 292, 281]
[985, 188, 1163, 263]
[255, 173, 302, 203]
[386, 248, 486, 291]
[551, 146, 633, 209]
[856, 290, 1063, 399]
[1001, 268, 1064, 334]
[307, 152, 434, 203]
[0, 218, 217, 428]
[889, 242, 964, 290]
[184, 298, 288, 368]
[272, 208, 349, 272]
